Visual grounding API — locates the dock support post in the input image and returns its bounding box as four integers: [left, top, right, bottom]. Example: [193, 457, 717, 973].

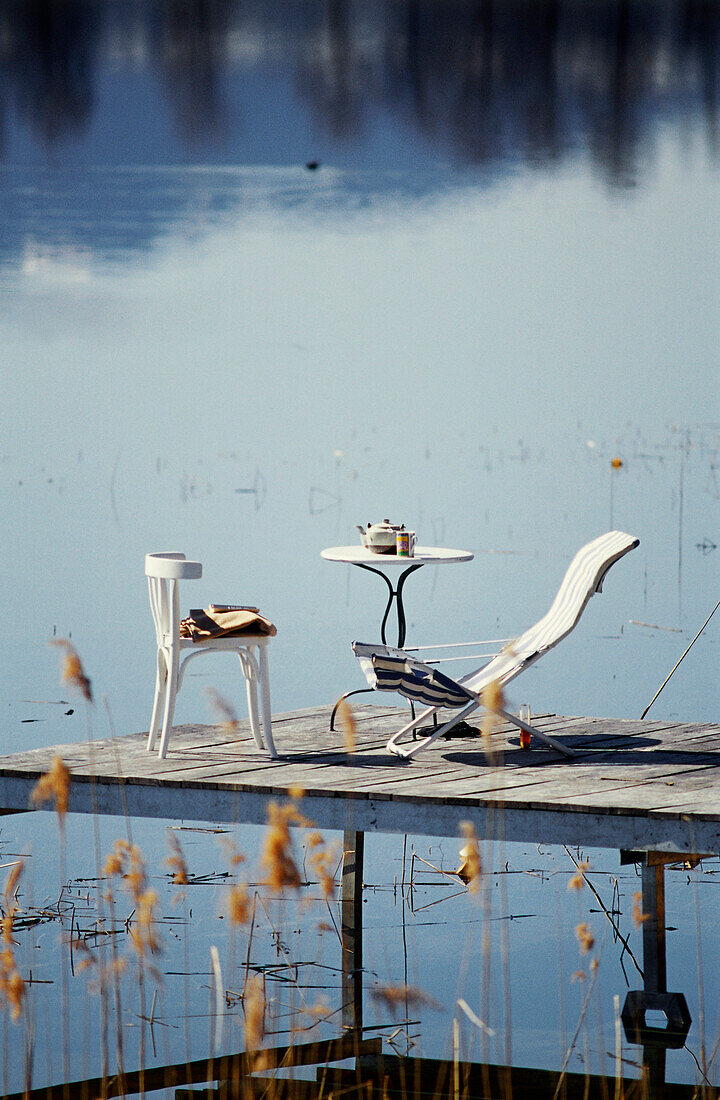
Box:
[620, 852, 692, 1098]
[342, 829, 364, 1032]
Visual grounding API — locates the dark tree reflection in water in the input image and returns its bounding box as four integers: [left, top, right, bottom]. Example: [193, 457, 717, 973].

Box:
[0, 0, 717, 180]
[0, 0, 100, 147]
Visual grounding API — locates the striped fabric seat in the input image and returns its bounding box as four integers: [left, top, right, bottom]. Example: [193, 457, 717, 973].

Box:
[351, 531, 640, 760]
[352, 643, 475, 709]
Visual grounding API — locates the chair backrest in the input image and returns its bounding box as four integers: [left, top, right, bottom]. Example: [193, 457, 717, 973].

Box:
[462, 530, 639, 694]
[145, 552, 202, 645]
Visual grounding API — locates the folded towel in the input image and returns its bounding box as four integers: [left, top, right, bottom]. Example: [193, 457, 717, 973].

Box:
[180, 607, 277, 641]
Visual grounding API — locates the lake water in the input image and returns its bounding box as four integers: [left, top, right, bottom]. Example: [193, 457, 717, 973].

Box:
[1, 0, 719, 1093]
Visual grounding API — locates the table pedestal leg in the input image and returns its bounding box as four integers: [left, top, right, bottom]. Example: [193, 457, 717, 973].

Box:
[329, 561, 425, 731]
[355, 561, 424, 648]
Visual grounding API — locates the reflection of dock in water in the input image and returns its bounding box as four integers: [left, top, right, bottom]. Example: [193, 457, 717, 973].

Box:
[2, 832, 704, 1100]
[4, 1041, 701, 1100]
[2, 705, 720, 853]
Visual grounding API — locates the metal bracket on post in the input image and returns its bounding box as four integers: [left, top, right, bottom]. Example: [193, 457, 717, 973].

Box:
[621, 990, 691, 1048]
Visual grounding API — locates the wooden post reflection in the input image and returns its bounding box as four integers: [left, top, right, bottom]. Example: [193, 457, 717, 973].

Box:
[342, 829, 364, 1031]
[641, 859, 667, 995]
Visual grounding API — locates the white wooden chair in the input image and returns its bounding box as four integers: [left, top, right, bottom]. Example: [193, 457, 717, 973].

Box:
[352, 531, 639, 760]
[145, 552, 276, 760]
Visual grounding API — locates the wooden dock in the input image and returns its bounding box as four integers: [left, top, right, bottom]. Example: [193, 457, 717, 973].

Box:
[2, 705, 720, 852]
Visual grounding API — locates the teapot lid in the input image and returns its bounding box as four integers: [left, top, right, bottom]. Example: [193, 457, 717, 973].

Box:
[369, 518, 403, 531]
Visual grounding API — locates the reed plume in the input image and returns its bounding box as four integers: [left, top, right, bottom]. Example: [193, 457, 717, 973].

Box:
[261, 801, 305, 892]
[632, 891, 650, 926]
[567, 861, 591, 891]
[458, 821, 482, 892]
[205, 687, 239, 733]
[166, 831, 189, 886]
[305, 831, 338, 900]
[30, 756, 71, 822]
[372, 983, 439, 1014]
[0, 862, 26, 1022]
[480, 679, 504, 762]
[50, 639, 93, 703]
[243, 972, 269, 1069]
[575, 922, 595, 955]
[228, 882, 252, 925]
[335, 698, 356, 753]
[104, 840, 161, 958]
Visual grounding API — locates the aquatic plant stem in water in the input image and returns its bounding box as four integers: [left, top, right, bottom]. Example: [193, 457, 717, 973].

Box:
[641, 597, 720, 718]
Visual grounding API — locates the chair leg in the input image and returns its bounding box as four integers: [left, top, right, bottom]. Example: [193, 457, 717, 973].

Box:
[242, 652, 265, 752]
[157, 647, 179, 760]
[385, 703, 438, 754]
[147, 651, 167, 752]
[258, 646, 277, 759]
[387, 700, 480, 760]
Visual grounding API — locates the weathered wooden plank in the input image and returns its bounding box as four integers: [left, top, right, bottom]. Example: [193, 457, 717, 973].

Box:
[2, 705, 720, 853]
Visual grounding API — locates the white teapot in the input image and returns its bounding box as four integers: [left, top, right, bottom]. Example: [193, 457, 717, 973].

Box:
[356, 519, 405, 553]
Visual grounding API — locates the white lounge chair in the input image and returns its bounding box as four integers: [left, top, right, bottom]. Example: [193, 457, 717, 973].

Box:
[352, 531, 639, 760]
[145, 552, 276, 760]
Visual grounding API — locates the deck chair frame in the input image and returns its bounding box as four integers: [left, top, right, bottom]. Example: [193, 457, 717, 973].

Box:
[352, 531, 639, 760]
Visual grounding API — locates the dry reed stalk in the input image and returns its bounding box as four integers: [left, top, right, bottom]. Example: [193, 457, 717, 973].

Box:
[456, 998, 495, 1037]
[29, 757, 71, 822]
[260, 795, 313, 893]
[103, 841, 161, 963]
[228, 882, 252, 926]
[632, 891, 650, 926]
[458, 822, 482, 893]
[210, 945, 224, 1055]
[103, 840, 161, 1092]
[305, 832, 338, 901]
[574, 922, 595, 956]
[222, 833, 249, 946]
[166, 832, 189, 887]
[205, 687, 239, 733]
[31, 755, 73, 1079]
[335, 698, 357, 753]
[613, 993, 623, 1100]
[50, 639, 93, 703]
[242, 892, 258, 998]
[261, 802, 303, 892]
[259, 789, 337, 907]
[298, 998, 331, 1027]
[242, 973, 267, 1067]
[552, 953, 602, 1100]
[480, 679, 504, 763]
[567, 860, 591, 891]
[371, 983, 440, 1014]
[98, 884, 127, 1084]
[0, 862, 26, 1022]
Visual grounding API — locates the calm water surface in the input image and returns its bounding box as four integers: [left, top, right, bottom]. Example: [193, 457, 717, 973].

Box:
[0, 1, 718, 1092]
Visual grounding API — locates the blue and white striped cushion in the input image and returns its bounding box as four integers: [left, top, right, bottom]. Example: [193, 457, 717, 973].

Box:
[352, 642, 474, 709]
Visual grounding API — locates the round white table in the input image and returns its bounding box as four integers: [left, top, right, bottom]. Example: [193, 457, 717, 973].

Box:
[322, 544, 474, 729]
[321, 545, 474, 649]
